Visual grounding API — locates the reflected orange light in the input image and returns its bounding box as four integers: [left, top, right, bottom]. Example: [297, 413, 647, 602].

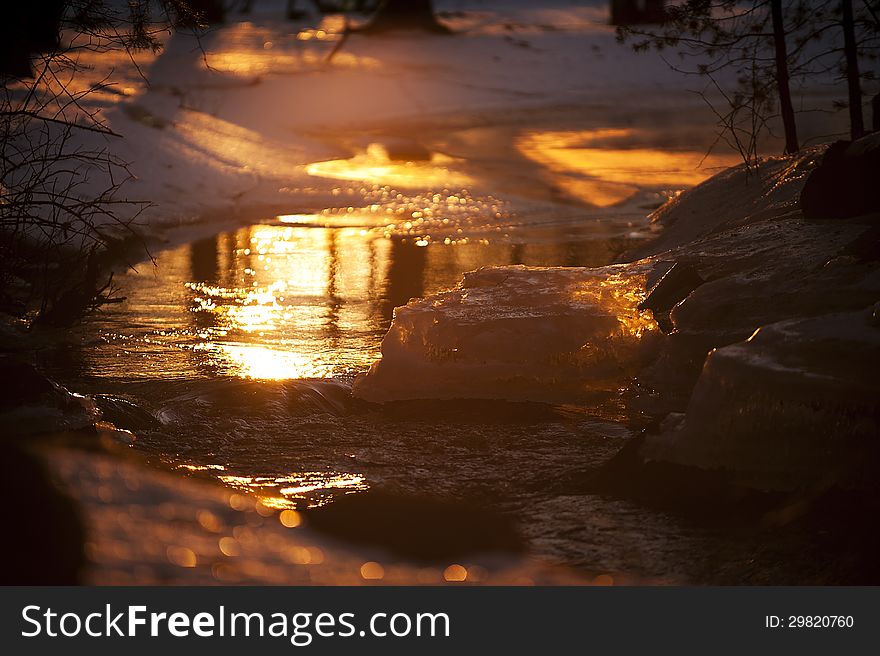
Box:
[198, 343, 333, 380]
[180, 225, 385, 380]
[219, 471, 368, 508]
[166, 545, 197, 568]
[518, 129, 741, 207]
[219, 536, 241, 557]
[360, 561, 385, 580]
[444, 564, 468, 582]
[573, 270, 659, 339]
[279, 509, 302, 528]
[204, 20, 378, 75]
[307, 143, 473, 189]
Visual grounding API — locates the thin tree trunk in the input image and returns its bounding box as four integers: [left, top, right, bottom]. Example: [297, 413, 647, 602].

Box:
[841, 0, 864, 139]
[873, 93, 880, 132]
[770, 0, 799, 153]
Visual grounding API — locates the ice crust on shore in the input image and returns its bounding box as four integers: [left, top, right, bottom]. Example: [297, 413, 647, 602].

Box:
[641, 308, 880, 492]
[353, 263, 661, 403]
[627, 149, 821, 259]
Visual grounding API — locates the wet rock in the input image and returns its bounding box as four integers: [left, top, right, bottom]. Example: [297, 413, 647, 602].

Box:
[0, 446, 85, 584]
[0, 356, 100, 437]
[93, 394, 160, 431]
[637, 210, 880, 409]
[640, 308, 880, 493]
[0, 356, 55, 409]
[800, 134, 880, 221]
[587, 434, 779, 521]
[638, 261, 704, 332]
[304, 490, 524, 562]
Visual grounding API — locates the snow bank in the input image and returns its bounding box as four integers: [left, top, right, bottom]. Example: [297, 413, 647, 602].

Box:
[628, 149, 820, 259]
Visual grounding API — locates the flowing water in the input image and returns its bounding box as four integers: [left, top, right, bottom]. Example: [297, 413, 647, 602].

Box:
[37, 124, 816, 584]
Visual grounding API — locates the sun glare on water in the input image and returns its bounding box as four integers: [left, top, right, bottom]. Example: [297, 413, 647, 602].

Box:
[307, 143, 473, 189]
[518, 128, 741, 207]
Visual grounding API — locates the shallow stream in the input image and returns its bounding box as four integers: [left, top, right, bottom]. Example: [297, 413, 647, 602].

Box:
[36, 122, 817, 584]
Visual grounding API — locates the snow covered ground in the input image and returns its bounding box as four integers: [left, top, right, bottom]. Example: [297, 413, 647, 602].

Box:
[62, 0, 833, 246]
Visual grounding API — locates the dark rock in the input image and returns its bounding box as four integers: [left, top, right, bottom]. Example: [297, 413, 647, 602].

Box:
[841, 223, 880, 262]
[641, 309, 880, 493]
[800, 135, 880, 221]
[0, 446, 85, 584]
[0, 356, 55, 409]
[638, 261, 704, 332]
[0, 356, 100, 437]
[304, 490, 524, 562]
[93, 395, 160, 431]
[587, 433, 781, 522]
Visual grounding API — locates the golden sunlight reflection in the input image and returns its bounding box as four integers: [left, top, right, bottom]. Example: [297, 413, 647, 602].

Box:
[166, 545, 197, 568]
[91, 217, 646, 383]
[180, 225, 388, 379]
[307, 143, 473, 189]
[205, 20, 379, 75]
[360, 561, 385, 580]
[206, 343, 333, 380]
[444, 564, 469, 582]
[518, 128, 742, 207]
[279, 509, 303, 528]
[573, 270, 658, 339]
[218, 471, 368, 508]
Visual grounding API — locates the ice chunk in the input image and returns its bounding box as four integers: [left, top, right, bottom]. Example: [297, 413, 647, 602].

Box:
[641, 308, 880, 492]
[353, 264, 661, 403]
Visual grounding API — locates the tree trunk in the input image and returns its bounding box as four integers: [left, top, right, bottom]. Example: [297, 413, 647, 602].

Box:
[358, 0, 450, 34]
[610, 0, 666, 26]
[873, 93, 880, 133]
[770, 0, 799, 153]
[841, 0, 864, 139]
